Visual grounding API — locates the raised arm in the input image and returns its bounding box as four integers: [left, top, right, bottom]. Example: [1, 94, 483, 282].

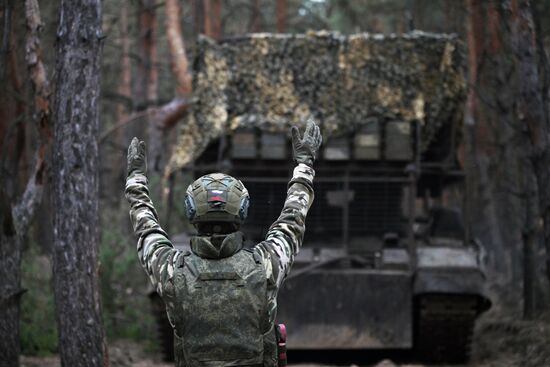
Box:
[125, 138, 180, 299]
[255, 120, 322, 288]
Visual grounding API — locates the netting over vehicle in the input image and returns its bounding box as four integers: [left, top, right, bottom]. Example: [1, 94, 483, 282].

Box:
[167, 31, 465, 173]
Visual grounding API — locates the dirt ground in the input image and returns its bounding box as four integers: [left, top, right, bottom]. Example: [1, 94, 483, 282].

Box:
[20, 340, 172, 367]
[468, 312, 550, 367]
[20, 313, 550, 367]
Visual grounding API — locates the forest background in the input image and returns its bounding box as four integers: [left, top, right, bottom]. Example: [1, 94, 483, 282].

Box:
[1, 0, 550, 364]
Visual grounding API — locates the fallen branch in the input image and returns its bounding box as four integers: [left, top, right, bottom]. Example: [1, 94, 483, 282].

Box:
[99, 97, 189, 144]
[99, 110, 149, 143]
[0, 1, 53, 363]
[158, 96, 189, 129]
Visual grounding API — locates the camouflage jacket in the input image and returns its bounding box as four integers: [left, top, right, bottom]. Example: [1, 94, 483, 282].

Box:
[125, 163, 315, 354]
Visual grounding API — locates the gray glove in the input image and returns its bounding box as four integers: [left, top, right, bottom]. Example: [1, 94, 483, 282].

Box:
[290, 119, 322, 167]
[127, 137, 147, 175]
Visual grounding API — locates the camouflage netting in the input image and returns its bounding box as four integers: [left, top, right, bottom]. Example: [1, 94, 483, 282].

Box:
[167, 31, 465, 173]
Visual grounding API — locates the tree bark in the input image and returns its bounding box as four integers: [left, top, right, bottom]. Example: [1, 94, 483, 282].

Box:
[109, 0, 132, 205]
[465, 0, 524, 313]
[204, 0, 222, 40]
[124, 0, 153, 147]
[0, 0, 12, 81]
[276, 0, 287, 33]
[0, 0, 25, 196]
[1, 0, 53, 363]
[134, 0, 156, 111]
[0, 193, 22, 367]
[154, 0, 193, 178]
[192, 0, 204, 36]
[532, 0, 550, 288]
[116, 2, 131, 124]
[0, 12, 21, 366]
[465, 0, 550, 316]
[513, 0, 550, 317]
[0, 55, 27, 360]
[51, 0, 106, 365]
[166, 0, 191, 97]
[139, 0, 162, 173]
[250, 0, 261, 32]
[160, 0, 192, 131]
[212, 0, 222, 38]
[144, 0, 158, 108]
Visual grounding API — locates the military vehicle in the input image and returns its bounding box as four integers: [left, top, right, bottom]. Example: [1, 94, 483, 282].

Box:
[153, 32, 491, 363]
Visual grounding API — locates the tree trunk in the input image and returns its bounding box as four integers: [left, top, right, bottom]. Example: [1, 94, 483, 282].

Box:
[0, 195, 22, 367]
[250, 0, 261, 32]
[204, 0, 222, 40]
[138, 0, 162, 174]
[51, 0, 105, 365]
[465, 0, 517, 311]
[533, 0, 550, 289]
[204, 0, 211, 37]
[159, 0, 193, 181]
[465, 0, 550, 316]
[162, 0, 192, 131]
[110, 0, 132, 204]
[0, 2, 20, 352]
[145, 2, 158, 109]
[192, 0, 204, 36]
[1, 0, 52, 363]
[135, 0, 155, 111]
[122, 0, 153, 149]
[514, 0, 550, 316]
[276, 0, 287, 33]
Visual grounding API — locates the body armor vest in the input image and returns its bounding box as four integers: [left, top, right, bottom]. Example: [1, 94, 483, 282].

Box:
[172, 249, 277, 367]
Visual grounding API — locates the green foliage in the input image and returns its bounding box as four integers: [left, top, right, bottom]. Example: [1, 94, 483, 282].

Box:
[20, 213, 161, 356]
[99, 208, 159, 351]
[20, 248, 58, 356]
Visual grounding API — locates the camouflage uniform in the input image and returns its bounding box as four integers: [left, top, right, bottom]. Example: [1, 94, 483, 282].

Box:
[125, 163, 315, 366]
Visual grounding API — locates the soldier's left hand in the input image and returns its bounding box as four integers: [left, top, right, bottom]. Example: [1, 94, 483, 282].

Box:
[127, 137, 147, 175]
[290, 119, 322, 167]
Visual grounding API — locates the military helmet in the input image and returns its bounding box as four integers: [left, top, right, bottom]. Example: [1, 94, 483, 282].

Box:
[184, 173, 250, 227]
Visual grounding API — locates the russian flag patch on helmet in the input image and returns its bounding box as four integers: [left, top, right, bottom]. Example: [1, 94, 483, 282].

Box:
[207, 189, 227, 203]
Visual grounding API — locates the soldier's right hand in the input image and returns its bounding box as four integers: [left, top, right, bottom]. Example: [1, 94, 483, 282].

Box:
[127, 137, 147, 175]
[290, 119, 322, 167]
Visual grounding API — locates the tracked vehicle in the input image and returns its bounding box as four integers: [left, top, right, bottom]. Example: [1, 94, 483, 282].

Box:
[153, 32, 491, 363]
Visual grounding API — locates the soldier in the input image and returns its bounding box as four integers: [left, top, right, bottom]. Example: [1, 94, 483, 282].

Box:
[125, 120, 322, 366]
